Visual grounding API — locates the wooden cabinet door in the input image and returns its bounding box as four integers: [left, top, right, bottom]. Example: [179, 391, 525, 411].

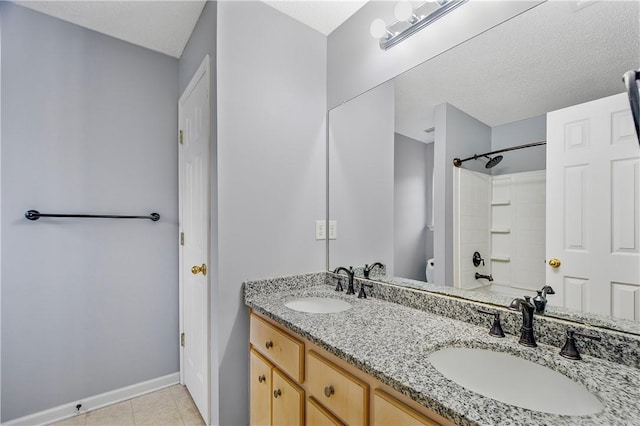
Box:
[307, 397, 345, 426]
[250, 350, 272, 426]
[373, 390, 439, 426]
[272, 368, 304, 426]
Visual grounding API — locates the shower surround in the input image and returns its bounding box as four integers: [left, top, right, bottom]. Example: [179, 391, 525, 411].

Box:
[454, 168, 546, 295]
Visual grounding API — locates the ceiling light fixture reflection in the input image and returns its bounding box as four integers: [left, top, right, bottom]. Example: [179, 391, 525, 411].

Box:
[370, 0, 468, 51]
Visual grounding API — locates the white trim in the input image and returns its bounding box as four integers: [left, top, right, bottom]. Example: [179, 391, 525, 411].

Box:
[178, 54, 211, 425]
[179, 54, 210, 105]
[3, 372, 179, 426]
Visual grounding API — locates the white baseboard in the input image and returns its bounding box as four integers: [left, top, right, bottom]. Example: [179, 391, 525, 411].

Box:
[3, 372, 180, 426]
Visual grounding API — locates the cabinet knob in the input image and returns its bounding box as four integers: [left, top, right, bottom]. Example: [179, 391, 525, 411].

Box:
[548, 258, 561, 268]
[258, 375, 266, 383]
[324, 385, 335, 398]
[273, 389, 281, 398]
[265, 341, 273, 349]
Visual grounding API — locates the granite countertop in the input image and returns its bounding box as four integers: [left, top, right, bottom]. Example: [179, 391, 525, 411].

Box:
[244, 281, 640, 426]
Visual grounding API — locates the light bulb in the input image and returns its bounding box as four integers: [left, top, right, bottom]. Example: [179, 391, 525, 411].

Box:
[394, 1, 414, 22]
[369, 19, 388, 39]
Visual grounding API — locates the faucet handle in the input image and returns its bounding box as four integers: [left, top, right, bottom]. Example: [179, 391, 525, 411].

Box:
[573, 330, 601, 341]
[477, 309, 505, 337]
[357, 282, 374, 299]
[560, 329, 601, 360]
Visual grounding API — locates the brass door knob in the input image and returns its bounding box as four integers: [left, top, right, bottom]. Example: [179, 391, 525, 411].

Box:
[258, 375, 266, 383]
[191, 264, 207, 275]
[273, 389, 281, 398]
[265, 341, 273, 349]
[324, 385, 335, 398]
[548, 258, 561, 268]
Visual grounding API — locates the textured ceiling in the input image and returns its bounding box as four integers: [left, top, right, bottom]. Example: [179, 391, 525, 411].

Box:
[13, 1, 207, 58]
[394, 0, 640, 142]
[262, 0, 368, 35]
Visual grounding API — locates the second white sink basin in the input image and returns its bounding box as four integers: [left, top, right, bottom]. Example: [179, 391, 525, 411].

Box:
[285, 297, 352, 314]
[428, 347, 603, 416]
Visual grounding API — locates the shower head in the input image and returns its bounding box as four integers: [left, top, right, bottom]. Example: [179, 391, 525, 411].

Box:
[484, 155, 503, 169]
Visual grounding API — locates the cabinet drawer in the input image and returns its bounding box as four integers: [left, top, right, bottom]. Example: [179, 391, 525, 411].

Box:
[250, 314, 304, 383]
[272, 368, 304, 426]
[307, 397, 345, 426]
[307, 351, 368, 425]
[373, 390, 439, 426]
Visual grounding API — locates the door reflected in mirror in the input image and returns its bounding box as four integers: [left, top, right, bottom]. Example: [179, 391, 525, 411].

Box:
[328, 0, 640, 335]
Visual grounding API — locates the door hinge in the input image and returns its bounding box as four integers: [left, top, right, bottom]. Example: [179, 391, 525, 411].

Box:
[179, 130, 184, 145]
[180, 232, 184, 246]
[180, 332, 185, 347]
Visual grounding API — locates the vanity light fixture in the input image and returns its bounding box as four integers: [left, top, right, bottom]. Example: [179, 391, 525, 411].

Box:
[370, 0, 468, 50]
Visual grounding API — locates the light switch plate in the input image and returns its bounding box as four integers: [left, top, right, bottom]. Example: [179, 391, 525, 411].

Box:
[328, 220, 337, 240]
[315, 220, 326, 240]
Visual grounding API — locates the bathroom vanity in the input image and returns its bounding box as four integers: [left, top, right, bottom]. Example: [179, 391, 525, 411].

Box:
[244, 272, 640, 426]
[249, 312, 451, 426]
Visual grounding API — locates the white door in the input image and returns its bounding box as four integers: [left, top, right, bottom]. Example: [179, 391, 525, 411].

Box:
[179, 55, 210, 422]
[546, 92, 640, 321]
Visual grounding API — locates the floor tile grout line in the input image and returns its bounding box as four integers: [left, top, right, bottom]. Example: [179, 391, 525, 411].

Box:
[171, 386, 183, 425]
[128, 399, 137, 426]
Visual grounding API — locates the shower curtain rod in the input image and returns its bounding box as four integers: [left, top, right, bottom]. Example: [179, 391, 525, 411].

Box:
[453, 141, 546, 167]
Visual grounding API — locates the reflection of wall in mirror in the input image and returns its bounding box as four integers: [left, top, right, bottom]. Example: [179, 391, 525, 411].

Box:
[433, 103, 492, 285]
[394, 133, 434, 281]
[329, 81, 394, 273]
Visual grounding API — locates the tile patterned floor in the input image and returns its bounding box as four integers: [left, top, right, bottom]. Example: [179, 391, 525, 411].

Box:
[49, 384, 205, 426]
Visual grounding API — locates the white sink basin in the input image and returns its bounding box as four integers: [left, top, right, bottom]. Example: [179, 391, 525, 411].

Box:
[428, 347, 603, 416]
[285, 297, 352, 314]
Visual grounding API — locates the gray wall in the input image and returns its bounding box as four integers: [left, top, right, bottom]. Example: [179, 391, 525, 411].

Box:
[394, 133, 430, 281]
[425, 142, 434, 264]
[0, 3, 179, 422]
[433, 103, 491, 286]
[491, 114, 546, 175]
[217, 2, 327, 424]
[177, 2, 219, 423]
[327, 1, 541, 108]
[329, 81, 394, 275]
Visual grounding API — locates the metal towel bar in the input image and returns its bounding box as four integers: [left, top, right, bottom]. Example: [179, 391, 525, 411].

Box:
[25, 210, 160, 221]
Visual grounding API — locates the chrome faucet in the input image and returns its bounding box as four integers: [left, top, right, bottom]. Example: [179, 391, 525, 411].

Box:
[363, 262, 384, 278]
[508, 296, 537, 347]
[532, 285, 555, 314]
[333, 266, 355, 295]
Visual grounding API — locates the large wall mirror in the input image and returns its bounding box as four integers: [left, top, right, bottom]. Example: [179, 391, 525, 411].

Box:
[328, 0, 640, 335]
